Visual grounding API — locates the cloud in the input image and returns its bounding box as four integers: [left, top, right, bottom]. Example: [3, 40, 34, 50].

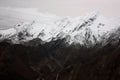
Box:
[0, 0, 120, 17]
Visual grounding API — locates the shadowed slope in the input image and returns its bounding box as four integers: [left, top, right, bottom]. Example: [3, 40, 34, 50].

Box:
[0, 39, 120, 80]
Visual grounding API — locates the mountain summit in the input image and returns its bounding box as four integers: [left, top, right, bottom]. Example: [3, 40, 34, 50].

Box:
[0, 12, 120, 47]
[1, 12, 120, 80]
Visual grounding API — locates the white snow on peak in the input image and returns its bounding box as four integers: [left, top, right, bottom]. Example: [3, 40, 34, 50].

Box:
[0, 11, 120, 46]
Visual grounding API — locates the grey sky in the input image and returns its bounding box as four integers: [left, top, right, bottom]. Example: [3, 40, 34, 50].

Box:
[0, 0, 120, 29]
[0, 0, 120, 17]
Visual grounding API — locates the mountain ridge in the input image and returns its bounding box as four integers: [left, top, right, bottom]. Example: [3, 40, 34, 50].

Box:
[0, 12, 120, 47]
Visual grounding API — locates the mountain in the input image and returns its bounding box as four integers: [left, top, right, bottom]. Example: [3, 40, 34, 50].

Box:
[0, 12, 120, 80]
[0, 12, 120, 47]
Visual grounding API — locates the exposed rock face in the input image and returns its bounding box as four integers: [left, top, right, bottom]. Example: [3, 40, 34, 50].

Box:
[0, 39, 120, 80]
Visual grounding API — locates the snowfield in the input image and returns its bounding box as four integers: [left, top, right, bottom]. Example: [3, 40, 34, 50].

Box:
[0, 9, 120, 47]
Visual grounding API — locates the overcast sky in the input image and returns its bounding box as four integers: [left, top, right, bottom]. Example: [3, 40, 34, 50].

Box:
[0, 0, 120, 17]
[0, 0, 120, 29]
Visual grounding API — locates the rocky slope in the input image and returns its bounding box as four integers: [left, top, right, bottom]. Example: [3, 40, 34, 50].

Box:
[0, 37, 120, 80]
[0, 12, 120, 80]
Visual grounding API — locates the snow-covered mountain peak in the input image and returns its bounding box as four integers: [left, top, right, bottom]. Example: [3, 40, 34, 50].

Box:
[0, 12, 120, 46]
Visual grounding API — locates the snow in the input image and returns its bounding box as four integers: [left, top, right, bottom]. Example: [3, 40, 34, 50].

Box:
[0, 11, 120, 46]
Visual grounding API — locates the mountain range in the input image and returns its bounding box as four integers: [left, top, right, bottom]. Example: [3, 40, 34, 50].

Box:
[0, 12, 120, 80]
[0, 12, 120, 47]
